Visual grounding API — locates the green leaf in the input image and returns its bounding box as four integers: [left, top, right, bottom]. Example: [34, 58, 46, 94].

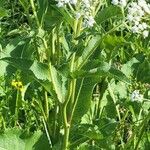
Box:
[95, 5, 123, 24]
[45, 6, 63, 30]
[0, 57, 33, 71]
[49, 63, 68, 103]
[72, 77, 100, 123]
[121, 57, 140, 77]
[71, 61, 110, 78]
[135, 59, 150, 83]
[0, 128, 50, 150]
[102, 34, 125, 49]
[2, 37, 26, 57]
[96, 118, 118, 137]
[109, 67, 131, 84]
[30, 61, 50, 80]
[0, 7, 8, 18]
[75, 35, 101, 69]
[52, 5, 74, 29]
[37, 0, 48, 26]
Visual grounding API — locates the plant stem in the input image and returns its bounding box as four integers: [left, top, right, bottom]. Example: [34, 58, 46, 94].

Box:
[14, 90, 20, 126]
[134, 112, 150, 150]
[42, 118, 53, 149]
[108, 82, 121, 121]
[30, 0, 40, 28]
[44, 91, 49, 120]
[62, 104, 70, 150]
[69, 79, 83, 125]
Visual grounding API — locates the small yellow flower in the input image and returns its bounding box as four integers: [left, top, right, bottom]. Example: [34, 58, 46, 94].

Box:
[11, 80, 23, 91]
[11, 80, 17, 87]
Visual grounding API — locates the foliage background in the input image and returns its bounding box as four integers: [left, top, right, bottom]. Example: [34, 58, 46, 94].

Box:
[0, 0, 150, 149]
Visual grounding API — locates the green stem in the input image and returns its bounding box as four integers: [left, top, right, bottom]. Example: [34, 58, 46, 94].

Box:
[95, 79, 107, 119]
[134, 112, 150, 150]
[44, 91, 49, 120]
[42, 118, 53, 149]
[30, 0, 40, 28]
[69, 79, 84, 125]
[108, 82, 121, 121]
[62, 104, 70, 150]
[14, 90, 20, 126]
[62, 78, 74, 150]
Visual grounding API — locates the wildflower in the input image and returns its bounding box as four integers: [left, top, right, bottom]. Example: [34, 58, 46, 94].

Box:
[56, 1, 64, 7]
[64, 0, 69, 3]
[143, 30, 149, 38]
[131, 26, 139, 33]
[127, 14, 133, 21]
[75, 12, 81, 19]
[126, 0, 150, 38]
[84, 16, 95, 27]
[11, 80, 17, 87]
[11, 80, 23, 91]
[70, 0, 77, 5]
[119, 0, 127, 7]
[131, 90, 143, 102]
[82, 0, 90, 8]
[111, 0, 127, 7]
[111, 0, 119, 5]
[56, 0, 96, 28]
[141, 22, 148, 29]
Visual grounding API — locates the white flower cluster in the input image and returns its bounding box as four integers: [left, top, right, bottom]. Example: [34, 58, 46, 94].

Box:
[56, 0, 77, 7]
[111, 0, 150, 38]
[78, 0, 95, 28]
[131, 90, 143, 102]
[111, 0, 127, 7]
[55, 0, 95, 28]
[127, 0, 150, 38]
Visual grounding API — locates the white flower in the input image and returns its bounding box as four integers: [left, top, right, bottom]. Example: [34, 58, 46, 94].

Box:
[134, 21, 139, 25]
[70, 0, 77, 5]
[143, 30, 149, 38]
[84, 16, 95, 27]
[119, 0, 127, 7]
[141, 22, 147, 29]
[133, 16, 141, 22]
[131, 26, 139, 33]
[82, 0, 90, 8]
[131, 90, 143, 102]
[64, 0, 70, 4]
[138, 0, 147, 8]
[138, 24, 144, 31]
[143, 5, 150, 14]
[87, 16, 95, 27]
[75, 12, 81, 19]
[111, 0, 119, 5]
[137, 9, 145, 17]
[56, 1, 64, 7]
[127, 14, 133, 21]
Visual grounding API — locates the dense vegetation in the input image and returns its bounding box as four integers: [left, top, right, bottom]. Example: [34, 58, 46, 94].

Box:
[0, 0, 150, 149]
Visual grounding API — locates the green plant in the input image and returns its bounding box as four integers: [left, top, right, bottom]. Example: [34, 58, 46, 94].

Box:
[0, 0, 150, 150]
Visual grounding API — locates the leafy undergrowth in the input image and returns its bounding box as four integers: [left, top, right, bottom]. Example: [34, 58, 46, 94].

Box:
[0, 0, 150, 150]
[0, 128, 49, 150]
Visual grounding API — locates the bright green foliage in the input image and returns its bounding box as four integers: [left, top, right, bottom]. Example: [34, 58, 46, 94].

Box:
[0, 0, 150, 150]
[0, 128, 49, 150]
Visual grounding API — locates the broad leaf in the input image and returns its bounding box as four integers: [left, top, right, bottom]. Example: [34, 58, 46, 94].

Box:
[96, 5, 123, 24]
[109, 67, 131, 84]
[30, 61, 50, 80]
[49, 63, 68, 103]
[75, 35, 101, 69]
[0, 128, 50, 150]
[72, 77, 101, 123]
[52, 5, 74, 29]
